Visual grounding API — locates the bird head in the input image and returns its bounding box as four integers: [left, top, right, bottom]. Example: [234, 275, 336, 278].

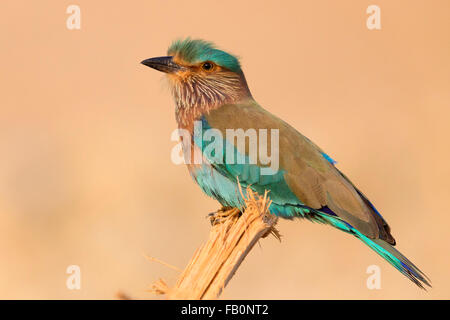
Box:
[141, 38, 252, 110]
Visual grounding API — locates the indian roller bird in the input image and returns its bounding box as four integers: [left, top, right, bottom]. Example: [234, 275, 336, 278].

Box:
[141, 38, 430, 289]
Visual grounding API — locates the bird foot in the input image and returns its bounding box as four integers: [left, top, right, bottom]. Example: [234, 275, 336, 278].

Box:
[207, 206, 241, 226]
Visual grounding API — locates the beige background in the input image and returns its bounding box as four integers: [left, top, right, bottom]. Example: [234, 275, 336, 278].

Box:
[0, 0, 449, 299]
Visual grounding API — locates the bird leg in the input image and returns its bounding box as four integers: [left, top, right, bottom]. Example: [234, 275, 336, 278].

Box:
[207, 206, 241, 226]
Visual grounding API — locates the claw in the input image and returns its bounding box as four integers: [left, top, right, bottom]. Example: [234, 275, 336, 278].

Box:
[207, 207, 240, 226]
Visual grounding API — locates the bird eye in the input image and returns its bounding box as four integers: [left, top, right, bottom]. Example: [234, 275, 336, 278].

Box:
[202, 62, 214, 71]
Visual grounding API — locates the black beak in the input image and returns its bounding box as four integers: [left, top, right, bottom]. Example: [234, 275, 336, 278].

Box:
[141, 56, 182, 73]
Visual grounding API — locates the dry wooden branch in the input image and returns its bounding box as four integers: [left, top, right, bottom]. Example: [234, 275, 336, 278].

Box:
[150, 188, 280, 300]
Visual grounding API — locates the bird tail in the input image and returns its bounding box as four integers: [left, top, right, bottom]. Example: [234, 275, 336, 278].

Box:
[356, 232, 431, 289]
[316, 213, 431, 289]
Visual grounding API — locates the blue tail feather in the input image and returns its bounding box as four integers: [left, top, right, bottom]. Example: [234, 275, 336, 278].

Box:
[314, 212, 431, 289]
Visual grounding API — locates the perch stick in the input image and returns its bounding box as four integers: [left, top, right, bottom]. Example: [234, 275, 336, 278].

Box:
[155, 188, 279, 300]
